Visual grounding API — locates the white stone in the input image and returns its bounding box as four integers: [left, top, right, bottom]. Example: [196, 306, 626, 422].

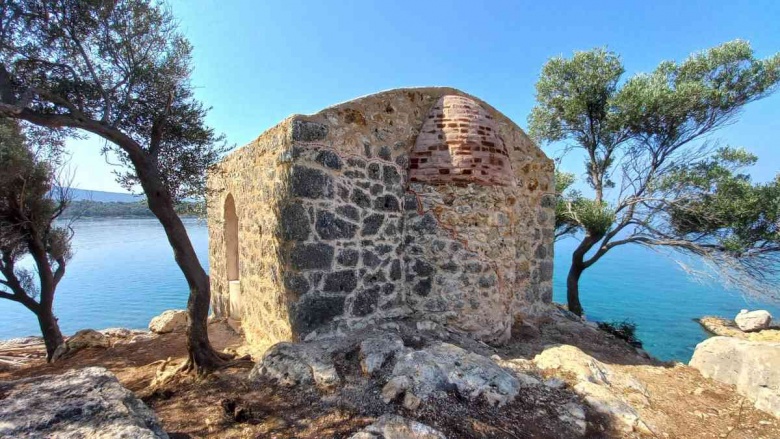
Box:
[690, 336, 780, 417]
[148, 309, 188, 334]
[735, 309, 772, 332]
[348, 414, 446, 439]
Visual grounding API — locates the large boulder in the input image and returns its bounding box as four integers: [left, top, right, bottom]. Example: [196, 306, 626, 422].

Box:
[690, 336, 780, 417]
[149, 309, 189, 334]
[0, 367, 168, 438]
[735, 309, 773, 332]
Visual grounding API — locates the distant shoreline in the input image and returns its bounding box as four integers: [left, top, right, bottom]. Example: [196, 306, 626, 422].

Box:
[60, 199, 203, 219]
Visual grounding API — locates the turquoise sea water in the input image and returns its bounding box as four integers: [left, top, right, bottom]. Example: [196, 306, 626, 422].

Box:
[0, 218, 777, 362]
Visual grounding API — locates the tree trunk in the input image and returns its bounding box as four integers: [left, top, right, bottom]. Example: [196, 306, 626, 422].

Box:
[137, 163, 230, 374]
[36, 308, 64, 361]
[567, 233, 602, 317]
[566, 263, 585, 317]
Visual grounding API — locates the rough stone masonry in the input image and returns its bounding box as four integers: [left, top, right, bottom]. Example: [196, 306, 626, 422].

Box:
[206, 87, 555, 350]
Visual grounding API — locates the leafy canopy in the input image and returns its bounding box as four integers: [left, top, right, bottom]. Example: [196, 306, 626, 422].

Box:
[0, 0, 227, 201]
[530, 40, 780, 300]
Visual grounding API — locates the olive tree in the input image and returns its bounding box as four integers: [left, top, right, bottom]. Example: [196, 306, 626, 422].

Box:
[0, 118, 71, 360]
[0, 0, 230, 373]
[530, 41, 780, 316]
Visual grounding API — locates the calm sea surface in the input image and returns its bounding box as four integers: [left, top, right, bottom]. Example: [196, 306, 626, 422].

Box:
[1, 218, 778, 362]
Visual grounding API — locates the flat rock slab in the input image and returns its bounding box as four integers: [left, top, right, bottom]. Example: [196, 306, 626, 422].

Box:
[0, 367, 168, 438]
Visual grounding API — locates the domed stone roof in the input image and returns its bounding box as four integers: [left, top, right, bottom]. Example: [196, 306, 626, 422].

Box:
[409, 95, 515, 186]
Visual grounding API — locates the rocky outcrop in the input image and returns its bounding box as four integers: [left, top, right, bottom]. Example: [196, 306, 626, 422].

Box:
[735, 309, 773, 332]
[690, 336, 780, 417]
[533, 345, 653, 434]
[349, 415, 446, 439]
[0, 367, 168, 438]
[149, 309, 188, 334]
[698, 316, 780, 341]
[382, 342, 520, 407]
[52, 328, 110, 361]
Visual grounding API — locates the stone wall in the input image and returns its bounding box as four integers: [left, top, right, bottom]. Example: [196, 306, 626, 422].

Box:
[207, 87, 554, 348]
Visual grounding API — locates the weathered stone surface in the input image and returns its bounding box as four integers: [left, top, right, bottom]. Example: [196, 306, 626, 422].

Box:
[337, 248, 359, 267]
[324, 270, 358, 293]
[316, 211, 358, 240]
[352, 287, 381, 316]
[384, 343, 520, 407]
[52, 329, 110, 361]
[698, 316, 780, 341]
[315, 150, 343, 169]
[359, 332, 406, 374]
[348, 415, 446, 439]
[0, 367, 168, 438]
[291, 294, 346, 335]
[362, 213, 385, 236]
[148, 309, 188, 334]
[284, 273, 310, 297]
[690, 336, 780, 417]
[290, 243, 334, 270]
[735, 309, 773, 332]
[292, 119, 328, 141]
[351, 188, 371, 208]
[249, 342, 340, 388]
[281, 202, 311, 241]
[291, 165, 333, 199]
[534, 345, 652, 433]
[207, 88, 554, 347]
[337, 205, 360, 221]
[362, 250, 381, 268]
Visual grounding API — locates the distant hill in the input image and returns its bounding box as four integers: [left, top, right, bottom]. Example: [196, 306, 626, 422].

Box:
[66, 188, 144, 203]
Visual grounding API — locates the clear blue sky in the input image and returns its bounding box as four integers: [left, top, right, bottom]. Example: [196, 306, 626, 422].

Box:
[69, 0, 780, 192]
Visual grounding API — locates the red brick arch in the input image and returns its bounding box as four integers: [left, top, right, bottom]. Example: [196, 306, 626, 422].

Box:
[409, 95, 515, 186]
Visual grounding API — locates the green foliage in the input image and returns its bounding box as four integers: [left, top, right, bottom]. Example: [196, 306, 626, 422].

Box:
[0, 118, 71, 301]
[529, 40, 780, 313]
[597, 320, 643, 348]
[661, 148, 779, 256]
[0, 0, 228, 202]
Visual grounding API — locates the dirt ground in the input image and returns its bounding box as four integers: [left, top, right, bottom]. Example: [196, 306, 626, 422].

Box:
[1, 318, 779, 439]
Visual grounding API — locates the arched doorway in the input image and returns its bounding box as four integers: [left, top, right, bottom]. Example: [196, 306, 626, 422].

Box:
[224, 194, 241, 318]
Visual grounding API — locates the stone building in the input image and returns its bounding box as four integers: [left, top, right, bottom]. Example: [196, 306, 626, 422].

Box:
[206, 87, 555, 350]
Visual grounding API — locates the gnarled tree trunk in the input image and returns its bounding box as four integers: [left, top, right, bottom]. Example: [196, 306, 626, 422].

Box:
[35, 307, 64, 361]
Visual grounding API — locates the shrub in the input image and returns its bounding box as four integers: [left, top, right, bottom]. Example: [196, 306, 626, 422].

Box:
[597, 320, 643, 348]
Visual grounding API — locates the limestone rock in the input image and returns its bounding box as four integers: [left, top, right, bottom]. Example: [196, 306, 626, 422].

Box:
[384, 342, 520, 407]
[348, 414, 446, 439]
[690, 336, 780, 417]
[533, 345, 651, 433]
[533, 344, 612, 385]
[735, 309, 773, 332]
[149, 309, 189, 334]
[698, 316, 780, 341]
[0, 367, 168, 438]
[52, 329, 110, 361]
[574, 381, 649, 434]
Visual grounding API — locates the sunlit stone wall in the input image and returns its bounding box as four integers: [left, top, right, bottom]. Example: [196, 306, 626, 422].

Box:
[207, 87, 554, 349]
